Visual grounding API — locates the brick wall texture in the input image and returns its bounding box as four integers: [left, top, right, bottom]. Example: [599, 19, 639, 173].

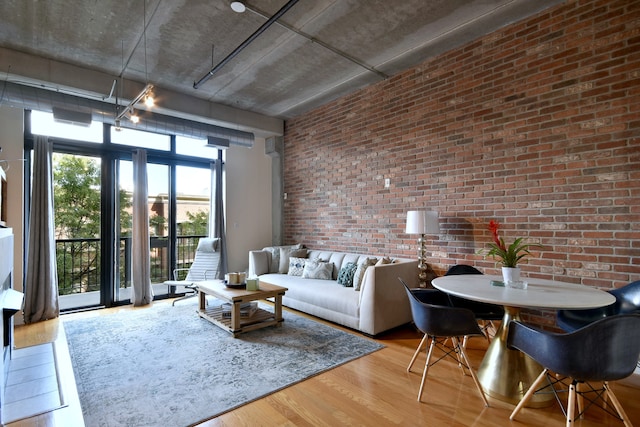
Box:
[283, 0, 639, 321]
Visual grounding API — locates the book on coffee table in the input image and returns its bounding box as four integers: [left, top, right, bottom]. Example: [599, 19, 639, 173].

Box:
[220, 302, 258, 318]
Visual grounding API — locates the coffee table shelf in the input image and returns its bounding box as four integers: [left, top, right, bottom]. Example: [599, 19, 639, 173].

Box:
[196, 280, 287, 337]
[199, 305, 278, 332]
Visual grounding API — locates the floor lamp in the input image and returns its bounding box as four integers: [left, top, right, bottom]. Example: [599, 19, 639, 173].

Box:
[406, 210, 440, 287]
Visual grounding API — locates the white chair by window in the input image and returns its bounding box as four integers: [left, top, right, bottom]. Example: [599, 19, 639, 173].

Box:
[165, 238, 221, 306]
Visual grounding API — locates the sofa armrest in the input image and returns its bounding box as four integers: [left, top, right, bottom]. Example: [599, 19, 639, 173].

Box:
[249, 250, 270, 277]
[358, 259, 419, 335]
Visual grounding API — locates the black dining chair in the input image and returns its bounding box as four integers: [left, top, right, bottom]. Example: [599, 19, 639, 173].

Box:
[507, 314, 640, 427]
[399, 277, 489, 406]
[444, 265, 505, 341]
[556, 280, 640, 332]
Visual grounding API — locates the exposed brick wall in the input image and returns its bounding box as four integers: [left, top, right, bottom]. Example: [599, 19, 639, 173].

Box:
[283, 0, 639, 322]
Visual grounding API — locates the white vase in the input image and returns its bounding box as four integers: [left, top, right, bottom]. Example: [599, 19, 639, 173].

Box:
[502, 267, 521, 284]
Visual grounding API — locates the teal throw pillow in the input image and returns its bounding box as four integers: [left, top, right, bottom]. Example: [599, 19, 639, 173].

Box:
[337, 262, 357, 287]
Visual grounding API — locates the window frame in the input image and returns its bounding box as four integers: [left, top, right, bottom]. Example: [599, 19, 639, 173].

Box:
[23, 109, 223, 310]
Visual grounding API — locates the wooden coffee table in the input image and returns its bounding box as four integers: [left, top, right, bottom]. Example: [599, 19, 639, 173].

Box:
[196, 280, 287, 337]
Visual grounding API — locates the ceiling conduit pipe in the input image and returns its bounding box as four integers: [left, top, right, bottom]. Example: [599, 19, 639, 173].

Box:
[245, 4, 388, 80]
[193, 0, 300, 89]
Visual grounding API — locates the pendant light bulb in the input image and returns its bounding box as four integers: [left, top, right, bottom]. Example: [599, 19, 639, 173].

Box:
[144, 93, 155, 108]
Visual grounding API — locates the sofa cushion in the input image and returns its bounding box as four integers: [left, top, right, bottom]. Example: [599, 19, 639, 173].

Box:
[301, 259, 333, 280]
[260, 274, 360, 318]
[341, 253, 361, 268]
[288, 257, 306, 276]
[278, 247, 307, 274]
[311, 251, 333, 262]
[328, 253, 346, 279]
[337, 262, 357, 287]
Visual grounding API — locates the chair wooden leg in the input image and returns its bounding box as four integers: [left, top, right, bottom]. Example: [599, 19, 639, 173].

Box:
[510, 369, 549, 421]
[576, 382, 584, 419]
[567, 381, 577, 427]
[456, 339, 489, 407]
[601, 380, 610, 409]
[478, 320, 491, 342]
[603, 382, 633, 427]
[408, 334, 428, 373]
[417, 337, 436, 402]
[457, 336, 467, 372]
[452, 337, 469, 376]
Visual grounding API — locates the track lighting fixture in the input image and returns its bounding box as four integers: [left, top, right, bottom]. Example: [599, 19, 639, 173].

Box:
[115, 83, 154, 125]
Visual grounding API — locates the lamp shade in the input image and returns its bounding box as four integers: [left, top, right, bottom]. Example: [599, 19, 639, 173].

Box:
[405, 210, 440, 235]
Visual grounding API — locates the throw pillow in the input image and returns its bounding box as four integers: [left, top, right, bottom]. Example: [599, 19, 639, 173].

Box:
[278, 247, 307, 274]
[261, 246, 280, 273]
[375, 256, 392, 266]
[262, 244, 303, 273]
[301, 259, 333, 280]
[353, 257, 377, 291]
[337, 262, 357, 287]
[288, 257, 306, 276]
[196, 238, 219, 252]
[249, 251, 270, 276]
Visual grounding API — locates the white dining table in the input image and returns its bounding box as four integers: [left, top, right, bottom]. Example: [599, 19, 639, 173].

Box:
[431, 274, 616, 406]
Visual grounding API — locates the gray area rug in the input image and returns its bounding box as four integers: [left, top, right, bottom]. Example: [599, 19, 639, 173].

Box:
[63, 300, 383, 427]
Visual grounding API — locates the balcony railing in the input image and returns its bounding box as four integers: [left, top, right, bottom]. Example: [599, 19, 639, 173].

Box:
[55, 235, 206, 296]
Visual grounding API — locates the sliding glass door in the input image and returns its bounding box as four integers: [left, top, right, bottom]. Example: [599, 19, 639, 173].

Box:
[173, 165, 211, 281]
[52, 153, 103, 310]
[28, 110, 221, 310]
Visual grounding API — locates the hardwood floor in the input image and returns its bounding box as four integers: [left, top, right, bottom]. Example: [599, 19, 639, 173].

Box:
[10, 300, 640, 426]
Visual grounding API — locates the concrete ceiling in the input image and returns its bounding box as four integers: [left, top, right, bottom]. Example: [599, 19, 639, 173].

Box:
[0, 0, 562, 137]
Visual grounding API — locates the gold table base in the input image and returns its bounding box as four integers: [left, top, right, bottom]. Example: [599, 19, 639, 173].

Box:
[477, 306, 554, 407]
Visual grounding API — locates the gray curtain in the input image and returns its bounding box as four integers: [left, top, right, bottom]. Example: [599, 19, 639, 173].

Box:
[24, 135, 59, 323]
[132, 149, 153, 306]
[209, 156, 228, 278]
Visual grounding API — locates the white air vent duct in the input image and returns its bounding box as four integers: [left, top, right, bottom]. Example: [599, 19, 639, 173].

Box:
[207, 136, 230, 149]
[1, 82, 255, 147]
[52, 107, 93, 126]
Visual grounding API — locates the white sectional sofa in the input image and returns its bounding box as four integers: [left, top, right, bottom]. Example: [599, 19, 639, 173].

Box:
[248, 245, 419, 336]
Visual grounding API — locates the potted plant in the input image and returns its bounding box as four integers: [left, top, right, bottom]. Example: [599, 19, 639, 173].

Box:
[484, 220, 542, 283]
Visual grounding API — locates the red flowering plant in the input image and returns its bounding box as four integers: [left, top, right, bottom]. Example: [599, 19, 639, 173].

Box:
[484, 220, 542, 268]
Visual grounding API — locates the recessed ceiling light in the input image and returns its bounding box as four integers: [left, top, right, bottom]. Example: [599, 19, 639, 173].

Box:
[230, 1, 246, 13]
